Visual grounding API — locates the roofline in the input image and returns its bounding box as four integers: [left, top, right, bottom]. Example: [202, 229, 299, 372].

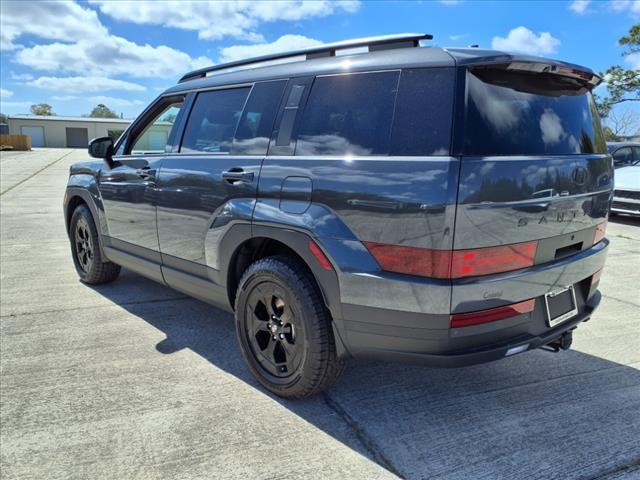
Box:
[7, 115, 133, 123]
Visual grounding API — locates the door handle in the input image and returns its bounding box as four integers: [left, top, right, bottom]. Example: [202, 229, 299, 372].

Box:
[222, 169, 254, 184]
[136, 167, 153, 180]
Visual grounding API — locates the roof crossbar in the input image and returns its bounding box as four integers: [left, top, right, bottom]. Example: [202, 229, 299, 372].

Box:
[178, 33, 432, 83]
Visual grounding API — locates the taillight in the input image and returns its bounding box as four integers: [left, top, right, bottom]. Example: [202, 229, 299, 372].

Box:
[364, 240, 538, 279]
[450, 299, 536, 328]
[450, 241, 537, 279]
[593, 221, 607, 245]
[362, 242, 450, 278]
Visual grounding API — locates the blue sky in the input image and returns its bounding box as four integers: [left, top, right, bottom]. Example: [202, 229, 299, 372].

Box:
[1, 0, 638, 126]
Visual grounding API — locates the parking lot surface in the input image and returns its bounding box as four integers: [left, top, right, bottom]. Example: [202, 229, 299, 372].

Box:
[1, 149, 639, 480]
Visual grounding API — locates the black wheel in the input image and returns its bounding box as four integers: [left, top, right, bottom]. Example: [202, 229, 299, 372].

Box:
[69, 204, 120, 284]
[234, 256, 344, 399]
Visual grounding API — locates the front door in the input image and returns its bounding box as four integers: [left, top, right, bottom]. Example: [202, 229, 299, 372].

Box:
[100, 98, 184, 267]
[156, 81, 287, 286]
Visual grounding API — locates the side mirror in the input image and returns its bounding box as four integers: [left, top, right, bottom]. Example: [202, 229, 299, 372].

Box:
[88, 137, 115, 167]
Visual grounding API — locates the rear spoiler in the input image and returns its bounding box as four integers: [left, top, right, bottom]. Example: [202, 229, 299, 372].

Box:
[504, 61, 602, 87]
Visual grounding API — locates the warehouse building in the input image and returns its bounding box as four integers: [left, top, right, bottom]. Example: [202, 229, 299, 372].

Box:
[7, 115, 133, 148]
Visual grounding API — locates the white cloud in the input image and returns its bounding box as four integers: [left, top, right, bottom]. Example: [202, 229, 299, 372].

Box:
[569, 0, 591, 14]
[609, 0, 640, 16]
[1, 88, 14, 98]
[0, 100, 34, 109]
[438, 0, 462, 4]
[492, 26, 560, 56]
[52, 95, 146, 108]
[0, 1, 106, 50]
[449, 33, 469, 41]
[27, 76, 146, 93]
[219, 34, 323, 63]
[90, 0, 360, 41]
[3, 1, 212, 79]
[10, 72, 34, 82]
[626, 52, 640, 69]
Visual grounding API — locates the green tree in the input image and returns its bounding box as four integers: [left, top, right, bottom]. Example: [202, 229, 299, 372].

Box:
[0, 113, 8, 123]
[89, 104, 118, 118]
[30, 103, 54, 116]
[595, 24, 640, 118]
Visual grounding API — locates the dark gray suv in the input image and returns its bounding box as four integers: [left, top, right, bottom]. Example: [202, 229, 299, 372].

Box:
[64, 34, 612, 398]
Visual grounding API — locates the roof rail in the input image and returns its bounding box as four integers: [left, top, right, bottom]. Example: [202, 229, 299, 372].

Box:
[178, 33, 432, 83]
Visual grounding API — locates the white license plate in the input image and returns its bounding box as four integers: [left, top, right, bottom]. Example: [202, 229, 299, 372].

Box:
[544, 285, 578, 327]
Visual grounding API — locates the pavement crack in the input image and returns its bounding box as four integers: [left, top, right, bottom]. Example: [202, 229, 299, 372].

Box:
[322, 392, 405, 479]
[0, 150, 75, 196]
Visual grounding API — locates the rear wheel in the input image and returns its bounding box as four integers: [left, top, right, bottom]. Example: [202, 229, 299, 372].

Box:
[234, 256, 344, 399]
[69, 204, 120, 284]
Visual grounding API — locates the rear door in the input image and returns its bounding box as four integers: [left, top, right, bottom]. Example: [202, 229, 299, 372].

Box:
[155, 80, 287, 286]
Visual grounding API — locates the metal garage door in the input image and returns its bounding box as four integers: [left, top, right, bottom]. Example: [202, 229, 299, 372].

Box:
[65, 128, 89, 148]
[20, 126, 45, 147]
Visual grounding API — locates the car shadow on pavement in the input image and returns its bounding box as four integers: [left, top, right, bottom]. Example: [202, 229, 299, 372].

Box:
[88, 269, 640, 480]
[609, 214, 640, 227]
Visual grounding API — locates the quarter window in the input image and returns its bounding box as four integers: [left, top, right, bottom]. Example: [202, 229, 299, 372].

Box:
[181, 88, 250, 154]
[296, 71, 399, 156]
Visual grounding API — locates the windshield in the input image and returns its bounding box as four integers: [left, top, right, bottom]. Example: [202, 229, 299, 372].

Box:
[464, 68, 606, 156]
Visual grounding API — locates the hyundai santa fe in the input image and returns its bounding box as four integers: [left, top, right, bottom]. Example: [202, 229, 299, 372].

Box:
[63, 34, 611, 398]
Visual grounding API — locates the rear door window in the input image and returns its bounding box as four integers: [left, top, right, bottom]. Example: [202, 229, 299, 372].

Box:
[181, 87, 250, 154]
[295, 71, 399, 156]
[464, 68, 606, 155]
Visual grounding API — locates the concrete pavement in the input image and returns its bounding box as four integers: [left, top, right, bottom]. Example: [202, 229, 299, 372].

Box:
[1, 149, 639, 479]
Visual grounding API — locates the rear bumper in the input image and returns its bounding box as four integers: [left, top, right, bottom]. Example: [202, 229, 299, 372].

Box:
[336, 239, 608, 366]
[348, 291, 599, 367]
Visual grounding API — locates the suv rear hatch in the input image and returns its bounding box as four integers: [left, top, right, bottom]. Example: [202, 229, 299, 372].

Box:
[451, 61, 611, 279]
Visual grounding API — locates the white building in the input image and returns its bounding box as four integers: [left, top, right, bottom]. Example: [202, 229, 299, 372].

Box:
[7, 115, 133, 148]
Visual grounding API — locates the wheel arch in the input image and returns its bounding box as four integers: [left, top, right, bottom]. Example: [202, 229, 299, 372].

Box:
[64, 187, 106, 256]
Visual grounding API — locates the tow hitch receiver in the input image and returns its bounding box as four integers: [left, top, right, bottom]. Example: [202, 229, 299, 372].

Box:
[542, 330, 573, 352]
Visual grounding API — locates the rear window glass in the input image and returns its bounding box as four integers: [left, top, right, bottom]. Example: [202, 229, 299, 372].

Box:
[181, 87, 250, 154]
[391, 68, 454, 156]
[296, 71, 399, 156]
[464, 69, 606, 155]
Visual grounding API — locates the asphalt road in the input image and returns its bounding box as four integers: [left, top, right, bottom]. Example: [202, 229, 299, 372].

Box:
[1, 148, 639, 480]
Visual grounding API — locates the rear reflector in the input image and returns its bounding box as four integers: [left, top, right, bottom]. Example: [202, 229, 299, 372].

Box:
[309, 240, 333, 271]
[450, 299, 536, 328]
[450, 241, 537, 278]
[364, 240, 538, 279]
[593, 221, 607, 245]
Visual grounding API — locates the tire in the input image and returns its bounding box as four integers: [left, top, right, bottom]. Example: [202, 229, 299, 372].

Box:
[69, 204, 120, 284]
[234, 255, 345, 399]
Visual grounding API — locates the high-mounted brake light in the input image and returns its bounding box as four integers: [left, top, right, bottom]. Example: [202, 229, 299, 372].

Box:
[364, 240, 538, 279]
[593, 221, 607, 245]
[450, 299, 536, 328]
[309, 240, 333, 271]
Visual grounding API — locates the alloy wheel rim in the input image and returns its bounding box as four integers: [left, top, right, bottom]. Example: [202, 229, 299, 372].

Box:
[245, 282, 303, 378]
[74, 218, 94, 273]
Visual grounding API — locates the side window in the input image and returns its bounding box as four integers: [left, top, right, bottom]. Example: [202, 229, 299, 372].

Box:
[181, 88, 250, 154]
[130, 103, 182, 154]
[632, 147, 640, 165]
[391, 68, 455, 156]
[232, 80, 287, 155]
[613, 147, 633, 167]
[296, 71, 399, 156]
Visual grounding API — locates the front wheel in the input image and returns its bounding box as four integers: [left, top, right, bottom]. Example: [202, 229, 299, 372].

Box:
[69, 204, 120, 284]
[234, 256, 344, 399]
